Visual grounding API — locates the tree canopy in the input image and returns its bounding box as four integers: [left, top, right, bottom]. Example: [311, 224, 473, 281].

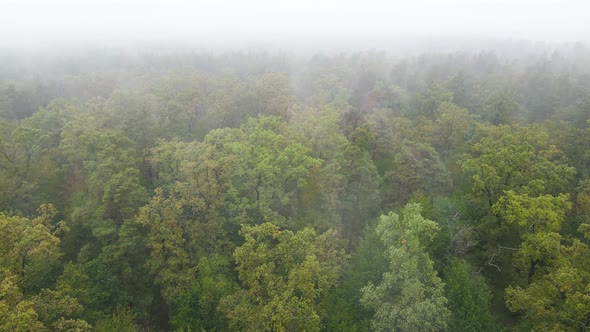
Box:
[1, 47, 590, 330]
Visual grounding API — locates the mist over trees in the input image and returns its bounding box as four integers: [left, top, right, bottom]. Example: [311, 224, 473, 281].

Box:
[1, 42, 590, 330]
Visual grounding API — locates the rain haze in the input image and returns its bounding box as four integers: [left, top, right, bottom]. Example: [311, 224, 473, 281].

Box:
[2, 0, 590, 52]
[3, 1, 590, 331]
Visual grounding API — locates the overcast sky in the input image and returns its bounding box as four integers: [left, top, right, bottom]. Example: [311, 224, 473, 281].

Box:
[2, 0, 589, 49]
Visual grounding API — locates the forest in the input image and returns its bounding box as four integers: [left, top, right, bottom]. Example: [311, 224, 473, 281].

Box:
[1, 44, 590, 331]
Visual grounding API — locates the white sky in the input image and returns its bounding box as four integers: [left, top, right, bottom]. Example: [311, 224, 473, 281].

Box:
[1, 0, 589, 48]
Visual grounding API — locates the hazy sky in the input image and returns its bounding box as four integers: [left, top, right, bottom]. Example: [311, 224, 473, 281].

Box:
[2, 0, 590, 48]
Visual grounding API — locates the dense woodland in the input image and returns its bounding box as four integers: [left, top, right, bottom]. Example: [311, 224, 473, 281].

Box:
[1, 44, 590, 331]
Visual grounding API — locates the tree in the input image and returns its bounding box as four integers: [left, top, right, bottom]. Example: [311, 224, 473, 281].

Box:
[0, 204, 63, 293]
[576, 179, 590, 224]
[59, 112, 148, 259]
[0, 269, 46, 331]
[138, 139, 238, 329]
[459, 124, 576, 296]
[0, 123, 43, 214]
[137, 139, 236, 299]
[460, 124, 575, 209]
[340, 124, 382, 250]
[205, 116, 320, 227]
[481, 91, 519, 125]
[94, 307, 137, 332]
[321, 223, 388, 331]
[493, 191, 571, 236]
[137, 186, 237, 329]
[428, 195, 479, 261]
[381, 139, 449, 210]
[430, 102, 473, 161]
[415, 83, 454, 120]
[56, 259, 127, 323]
[221, 223, 346, 331]
[0, 207, 90, 331]
[360, 203, 449, 331]
[32, 289, 91, 331]
[289, 107, 349, 230]
[492, 189, 590, 330]
[505, 225, 590, 331]
[170, 256, 237, 331]
[444, 259, 496, 331]
[492, 191, 571, 281]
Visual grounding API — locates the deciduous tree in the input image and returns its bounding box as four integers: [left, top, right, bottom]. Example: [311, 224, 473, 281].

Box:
[360, 203, 449, 331]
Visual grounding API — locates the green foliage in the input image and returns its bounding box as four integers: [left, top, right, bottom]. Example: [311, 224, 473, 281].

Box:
[94, 307, 137, 332]
[428, 195, 480, 261]
[444, 259, 496, 331]
[206, 116, 320, 226]
[460, 124, 575, 207]
[0, 268, 46, 331]
[430, 102, 474, 161]
[382, 140, 448, 209]
[340, 124, 382, 248]
[481, 91, 519, 125]
[57, 259, 127, 323]
[290, 108, 350, 229]
[505, 232, 590, 331]
[415, 83, 454, 119]
[59, 110, 149, 262]
[493, 191, 571, 234]
[576, 179, 590, 223]
[138, 139, 240, 328]
[52, 317, 93, 332]
[321, 224, 387, 331]
[32, 289, 85, 327]
[0, 208, 90, 331]
[360, 203, 450, 331]
[170, 256, 237, 331]
[500, 188, 589, 330]
[221, 223, 346, 331]
[1, 50, 590, 331]
[0, 205, 63, 292]
[137, 140, 236, 302]
[0, 122, 46, 214]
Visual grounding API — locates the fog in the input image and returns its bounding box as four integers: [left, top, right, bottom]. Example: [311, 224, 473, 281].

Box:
[2, 0, 589, 53]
